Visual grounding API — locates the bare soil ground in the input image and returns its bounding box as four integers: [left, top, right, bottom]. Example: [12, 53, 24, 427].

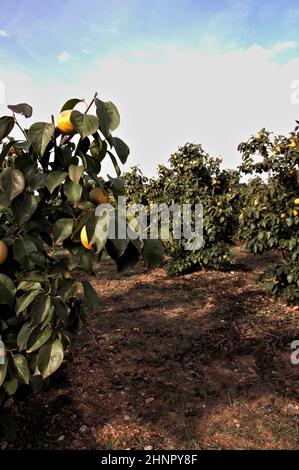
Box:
[4, 245, 299, 450]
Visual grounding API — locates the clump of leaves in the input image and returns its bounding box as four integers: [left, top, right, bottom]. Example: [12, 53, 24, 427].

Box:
[0, 94, 163, 440]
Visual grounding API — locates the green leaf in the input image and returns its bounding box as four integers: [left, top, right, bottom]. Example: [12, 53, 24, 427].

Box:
[287, 274, 294, 284]
[18, 273, 45, 284]
[90, 135, 105, 160]
[7, 103, 33, 118]
[53, 218, 74, 244]
[17, 323, 35, 351]
[143, 239, 164, 268]
[117, 241, 140, 272]
[27, 326, 52, 353]
[38, 339, 64, 379]
[74, 248, 94, 273]
[82, 280, 99, 311]
[30, 294, 52, 326]
[69, 165, 84, 184]
[108, 151, 121, 177]
[13, 140, 31, 151]
[63, 180, 82, 202]
[0, 359, 7, 387]
[86, 210, 97, 245]
[81, 154, 101, 175]
[0, 141, 15, 166]
[15, 154, 38, 183]
[0, 168, 25, 201]
[13, 238, 40, 270]
[70, 111, 99, 139]
[28, 122, 55, 157]
[0, 274, 16, 307]
[57, 278, 77, 300]
[3, 377, 18, 395]
[53, 297, 70, 321]
[72, 209, 93, 238]
[60, 98, 83, 112]
[46, 171, 67, 193]
[112, 137, 130, 164]
[94, 205, 110, 247]
[27, 354, 39, 375]
[95, 99, 120, 138]
[11, 193, 37, 225]
[54, 145, 72, 168]
[13, 354, 30, 384]
[108, 176, 125, 196]
[41, 305, 55, 329]
[16, 289, 43, 315]
[29, 173, 47, 191]
[77, 136, 90, 154]
[106, 238, 129, 261]
[0, 116, 14, 141]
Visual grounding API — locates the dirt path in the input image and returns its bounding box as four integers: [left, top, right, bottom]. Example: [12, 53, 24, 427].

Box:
[6, 245, 299, 450]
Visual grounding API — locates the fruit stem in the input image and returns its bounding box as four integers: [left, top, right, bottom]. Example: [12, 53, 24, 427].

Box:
[84, 92, 98, 115]
[51, 115, 57, 150]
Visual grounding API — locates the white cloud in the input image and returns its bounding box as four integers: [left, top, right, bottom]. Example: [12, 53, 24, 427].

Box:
[58, 50, 71, 64]
[273, 41, 297, 53]
[2, 42, 299, 178]
[81, 44, 299, 176]
[0, 30, 9, 37]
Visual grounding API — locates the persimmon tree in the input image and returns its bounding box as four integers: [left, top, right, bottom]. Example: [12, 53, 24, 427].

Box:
[124, 144, 240, 275]
[238, 126, 299, 302]
[123, 166, 149, 205]
[0, 95, 163, 439]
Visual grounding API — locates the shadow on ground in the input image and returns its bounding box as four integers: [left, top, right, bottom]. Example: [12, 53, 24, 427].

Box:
[7, 246, 299, 450]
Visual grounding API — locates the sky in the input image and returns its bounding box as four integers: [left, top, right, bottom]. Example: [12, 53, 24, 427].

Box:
[1, 0, 299, 176]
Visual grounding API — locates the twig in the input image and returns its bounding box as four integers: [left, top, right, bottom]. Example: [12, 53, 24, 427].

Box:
[51, 114, 57, 150]
[84, 91, 98, 115]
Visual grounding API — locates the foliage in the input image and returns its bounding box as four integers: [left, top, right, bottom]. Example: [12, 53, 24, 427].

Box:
[124, 129, 299, 302]
[0, 95, 163, 440]
[122, 166, 149, 205]
[238, 127, 299, 302]
[125, 144, 241, 274]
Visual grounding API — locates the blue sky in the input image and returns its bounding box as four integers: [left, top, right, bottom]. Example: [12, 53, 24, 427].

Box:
[1, 0, 299, 175]
[1, 0, 299, 81]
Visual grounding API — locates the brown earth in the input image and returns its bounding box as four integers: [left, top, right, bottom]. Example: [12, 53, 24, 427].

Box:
[4, 245, 299, 450]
